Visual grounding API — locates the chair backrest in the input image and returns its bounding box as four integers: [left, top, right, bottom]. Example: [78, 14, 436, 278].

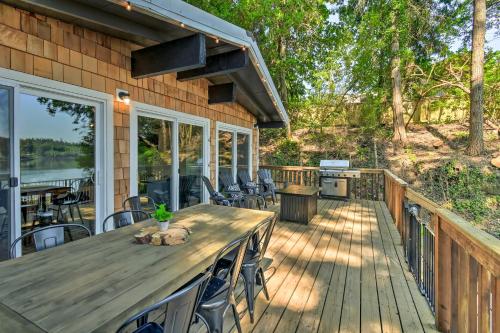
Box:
[252, 215, 278, 262]
[219, 169, 237, 189]
[102, 210, 150, 232]
[116, 271, 211, 333]
[237, 169, 253, 186]
[209, 232, 251, 302]
[9, 224, 91, 259]
[201, 176, 216, 197]
[123, 195, 156, 212]
[258, 169, 276, 188]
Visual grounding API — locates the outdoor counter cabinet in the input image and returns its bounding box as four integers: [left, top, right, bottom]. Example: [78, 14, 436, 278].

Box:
[0, 204, 275, 333]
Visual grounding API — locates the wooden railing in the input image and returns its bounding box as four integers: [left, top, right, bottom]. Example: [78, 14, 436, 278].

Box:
[260, 165, 385, 200]
[260, 165, 499, 332]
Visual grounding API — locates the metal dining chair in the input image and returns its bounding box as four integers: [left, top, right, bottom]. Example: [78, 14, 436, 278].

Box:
[123, 195, 156, 213]
[102, 210, 150, 232]
[196, 232, 252, 333]
[116, 271, 211, 333]
[52, 180, 85, 225]
[9, 224, 91, 259]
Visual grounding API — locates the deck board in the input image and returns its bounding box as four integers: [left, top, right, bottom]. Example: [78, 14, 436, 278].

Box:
[220, 199, 437, 333]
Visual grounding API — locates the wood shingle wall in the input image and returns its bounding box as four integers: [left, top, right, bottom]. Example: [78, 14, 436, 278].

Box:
[0, 3, 259, 209]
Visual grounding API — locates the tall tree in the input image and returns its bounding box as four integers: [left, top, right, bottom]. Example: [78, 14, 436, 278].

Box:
[467, 0, 486, 155]
[390, 6, 407, 144]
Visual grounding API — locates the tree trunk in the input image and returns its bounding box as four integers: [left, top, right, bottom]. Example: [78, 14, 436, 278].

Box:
[390, 14, 407, 145]
[466, 0, 486, 156]
[277, 36, 291, 138]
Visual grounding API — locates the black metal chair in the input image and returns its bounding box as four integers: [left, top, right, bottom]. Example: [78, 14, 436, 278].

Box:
[257, 169, 277, 204]
[237, 169, 268, 208]
[123, 195, 156, 213]
[220, 169, 264, 209]
[240, 215, 277, 322]
[116, 271, 211, 333]
[102, 210, 150, 232]
[52, 180, 85, 225]
[9, 224, 91, 259]
[201, 176, 242, 207]
[196, 232, 252, 333]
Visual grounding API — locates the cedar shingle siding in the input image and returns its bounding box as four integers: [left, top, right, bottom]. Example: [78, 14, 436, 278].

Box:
[0, 3, 259, 209]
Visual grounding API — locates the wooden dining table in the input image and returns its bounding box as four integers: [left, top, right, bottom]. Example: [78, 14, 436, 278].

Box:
[0, 204, 275, 333]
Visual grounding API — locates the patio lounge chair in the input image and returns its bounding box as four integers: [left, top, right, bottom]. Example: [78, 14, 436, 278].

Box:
[116, 271, 211, 333]
[201, 176, 243, 207]
[237, 169, 268, 208]
[219, 169, 264, 209]
[9, 224, 91, 259]
[257, 169, 277, 204]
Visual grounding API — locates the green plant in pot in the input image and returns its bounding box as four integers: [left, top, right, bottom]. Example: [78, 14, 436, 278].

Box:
[153, 204, 174, 231]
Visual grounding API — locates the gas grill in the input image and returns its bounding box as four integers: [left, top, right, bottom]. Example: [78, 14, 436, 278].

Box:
[319, 160, 360, 199]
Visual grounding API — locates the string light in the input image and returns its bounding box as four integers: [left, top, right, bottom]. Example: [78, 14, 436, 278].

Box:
[126, 1, 131, 11]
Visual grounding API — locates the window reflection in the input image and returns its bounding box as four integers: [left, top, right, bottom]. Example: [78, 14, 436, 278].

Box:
[179, 123, 203, 208]
[137, 116, 173, 209]
[19, 94, 96, 254]
[218, 131, 233, 191]
[237, 133, 250, 174]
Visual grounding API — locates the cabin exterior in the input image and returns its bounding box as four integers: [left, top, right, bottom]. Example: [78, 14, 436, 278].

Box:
[0, 0, 288, 258]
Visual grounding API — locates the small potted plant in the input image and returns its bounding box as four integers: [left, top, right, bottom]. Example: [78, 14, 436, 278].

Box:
[153, 204, 174, 231]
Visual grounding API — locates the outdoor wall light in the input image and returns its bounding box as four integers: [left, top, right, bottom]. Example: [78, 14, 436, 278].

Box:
[125, 1, 131, 11]
[117, 89, 130, 105]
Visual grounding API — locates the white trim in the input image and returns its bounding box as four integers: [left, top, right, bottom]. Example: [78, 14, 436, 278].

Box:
[215, 121, 253, 190]
[129, 101, 210, 211]
[0, 68, 114, 248]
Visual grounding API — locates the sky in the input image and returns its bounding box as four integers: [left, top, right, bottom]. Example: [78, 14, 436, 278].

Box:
[18, 94, 91, 143]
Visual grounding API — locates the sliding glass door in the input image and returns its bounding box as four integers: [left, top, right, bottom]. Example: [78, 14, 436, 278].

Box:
[137, 116, 173, 210]
[0, 86, 13, 261]
[132, 105, 209, 211]
[216, 123, 252, 190]
[178, 123, 204, 208]
[18, 93, 97, 254]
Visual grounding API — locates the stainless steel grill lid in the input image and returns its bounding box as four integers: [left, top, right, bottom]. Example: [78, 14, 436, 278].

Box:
[319, 160, 350, 170]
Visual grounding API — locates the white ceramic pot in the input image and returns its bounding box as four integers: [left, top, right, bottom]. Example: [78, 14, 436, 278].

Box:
[158, 221, 170, 231]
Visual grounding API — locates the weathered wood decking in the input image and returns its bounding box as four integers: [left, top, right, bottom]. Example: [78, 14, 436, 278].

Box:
[225, 199, 438, 333]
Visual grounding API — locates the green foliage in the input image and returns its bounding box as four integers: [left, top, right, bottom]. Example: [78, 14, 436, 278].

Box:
[153, 204, 173, 222]
[270, 139, 301, 166]
[438, 161, 498, 222]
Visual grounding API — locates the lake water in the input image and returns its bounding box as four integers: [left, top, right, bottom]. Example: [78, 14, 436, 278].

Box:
[21, 168, 89, 184]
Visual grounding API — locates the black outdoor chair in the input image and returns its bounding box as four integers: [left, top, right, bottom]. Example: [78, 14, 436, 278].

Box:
[9, 224, 91, 259]
[179, 175, 196, 209]
[102, 210, 150, 232]
[237, 169, 268, 208]
[116, 271, 211, 333]
[195, 232, 252, 333]
[220, 169, 264, 209]
[257, 169, 277, 204]
[52, 179, 86, 225]
[123, 195, 156, 214]
[201, 176, 242, 207]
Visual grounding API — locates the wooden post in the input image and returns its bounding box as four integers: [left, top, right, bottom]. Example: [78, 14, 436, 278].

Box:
[437, 219, 452, 332]
[478, 266, 491, 332]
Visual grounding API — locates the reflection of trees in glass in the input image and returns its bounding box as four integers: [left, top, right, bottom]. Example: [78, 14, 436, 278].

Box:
[138, 117, 172, 181]
[179, 124, 202, 174]
[34, 97, 95, 175]
[218, 131, 232, 168]
[237, 134, 249, 170]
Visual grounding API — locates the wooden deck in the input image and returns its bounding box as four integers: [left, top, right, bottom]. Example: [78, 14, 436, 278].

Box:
[223, 199, 438, 333]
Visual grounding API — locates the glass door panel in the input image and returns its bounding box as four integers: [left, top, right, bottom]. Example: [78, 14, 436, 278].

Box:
[0, 86, 12, 261]
[237, 133, 250, 174]
[218, 131, 233, 191]
[178, 123, 203, 208]
[137, 116, 173, 210]
[18, 94, 96, 254]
